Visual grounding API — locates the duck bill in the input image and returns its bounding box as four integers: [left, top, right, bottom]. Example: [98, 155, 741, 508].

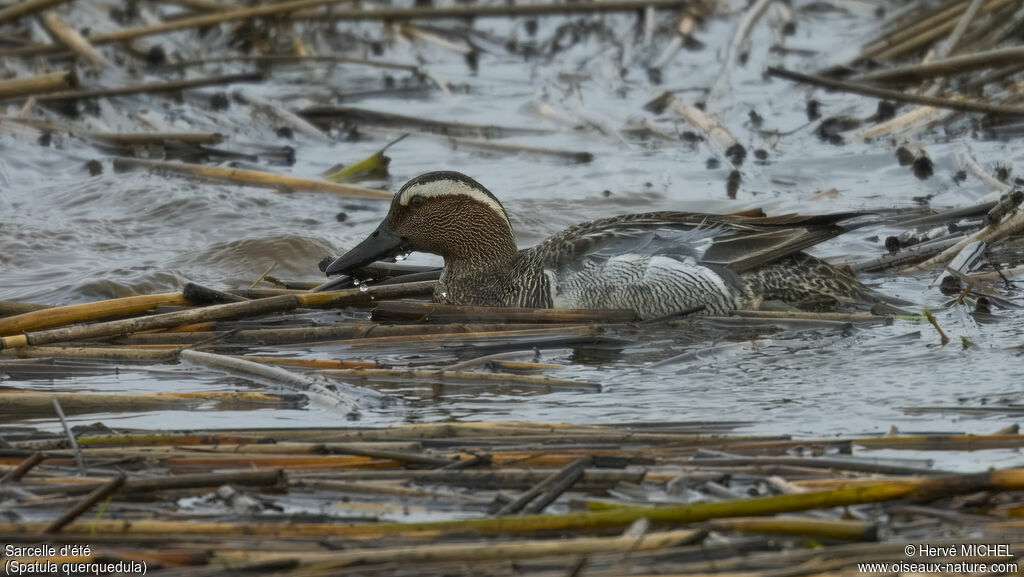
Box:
[324, 223, 408, 276]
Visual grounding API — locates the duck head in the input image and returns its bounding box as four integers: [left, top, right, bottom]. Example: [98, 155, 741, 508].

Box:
[324, 171, 518, 276]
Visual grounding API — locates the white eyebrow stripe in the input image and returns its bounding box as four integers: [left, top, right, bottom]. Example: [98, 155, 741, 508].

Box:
[399, 179, 513, 231]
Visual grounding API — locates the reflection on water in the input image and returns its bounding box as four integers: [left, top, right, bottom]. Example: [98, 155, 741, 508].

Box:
[1, 2, 1022, 469]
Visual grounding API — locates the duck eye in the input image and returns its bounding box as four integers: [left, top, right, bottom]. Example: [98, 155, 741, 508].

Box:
[410, 195, 424, 207]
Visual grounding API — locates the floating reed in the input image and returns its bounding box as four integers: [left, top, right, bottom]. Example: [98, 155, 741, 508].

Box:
[0, 71, 75, 99]
[112, 157, 393, 197]
[371, 301, 635, 323]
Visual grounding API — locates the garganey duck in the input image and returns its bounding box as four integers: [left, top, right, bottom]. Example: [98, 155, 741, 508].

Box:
[324, 171, 884, 319]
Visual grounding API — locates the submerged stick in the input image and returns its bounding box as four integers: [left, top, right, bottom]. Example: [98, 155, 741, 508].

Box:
[0, 300, 52, 316]
[768, 67, 1024, 116]
[0, 452, 45, 483]
[113, 157, 392, 198]
[180, 349, 387, 413]
[43, 476, 124, 534]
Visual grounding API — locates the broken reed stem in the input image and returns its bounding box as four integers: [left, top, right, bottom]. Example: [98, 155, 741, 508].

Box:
[923, 311, 951, 346]
[0, 452, 45, 483]
[41, 11, 109, 69]
[112, 157, 393, 198]
[767, 67, 1024, 117]
[43, 476, 125, 534]
[0, 71, 75, 99]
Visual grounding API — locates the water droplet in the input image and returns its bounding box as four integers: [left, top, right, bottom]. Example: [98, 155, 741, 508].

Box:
[359, 283, 369, 292]
[352, 278, 362, 286]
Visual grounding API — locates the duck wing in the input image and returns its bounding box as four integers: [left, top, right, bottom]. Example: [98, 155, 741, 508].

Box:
[532, 211, 862, 273]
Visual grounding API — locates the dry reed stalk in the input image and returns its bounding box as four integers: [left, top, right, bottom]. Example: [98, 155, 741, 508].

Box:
[40, 12, 109, 68]
[12, 73, 264, 103]
[706, 517, 875, 540]
[299, 106, 554, 137]
[0, 295, 297, 350]
[43, 476, 124, 534]
[912, 211, 1024, 270]
[0, 391, 301, 415]
[372, 301, 634, 323]
[3, 346, 179, 362]
[331, 325, 598, 347]
[112, 157, 392, 197]
[87, 132, 224, 145]
[179, 349, 386, 412]
[860, 46, 1024, 83]
[871, 0, 1016, 61]
[853, 433, 1024, 450]
[0, 0, 69, 24]
[281, 528, 703, 568]
[728, 310, 885, 323]
[288, 0, 686, 21]
[318, 368, 598, 390]
[369, 126, 593, 162]
[768, 66, 1024, 116]
[179, 54, 418, 71]
[6, 468, 1024, 536]
[0, 71, 75, 99]
[0, 292, 189, 337]
[231, 355, 376, 370]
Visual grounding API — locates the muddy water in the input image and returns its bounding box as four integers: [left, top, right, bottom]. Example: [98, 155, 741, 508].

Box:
[1, 2, 1023, 468]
